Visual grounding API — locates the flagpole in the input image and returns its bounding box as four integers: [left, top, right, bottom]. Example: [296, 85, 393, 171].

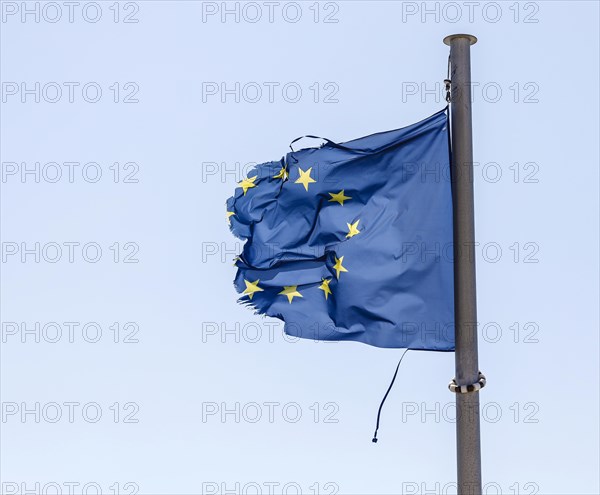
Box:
[443, 34, 482, 495]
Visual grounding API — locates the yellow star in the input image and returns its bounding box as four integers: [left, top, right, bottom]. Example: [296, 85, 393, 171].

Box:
[279, 285, 303, 303]
[273, 166, 288, 180]
[319, 278, 332, 300]
[294, 167, 316, 191]
[242, 279, 264, 300]
[346, 219, 361, 238]
[237, 175, 257, 195]
[226, 211, 235, 223]
[328, 190, 351, 205]
[333, 256, 348, 279]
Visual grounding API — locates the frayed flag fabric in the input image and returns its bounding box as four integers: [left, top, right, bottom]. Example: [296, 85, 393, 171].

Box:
[226, 109, 454, 350]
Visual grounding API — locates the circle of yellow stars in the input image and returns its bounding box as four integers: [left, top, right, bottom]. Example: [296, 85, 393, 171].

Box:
[233, 163, 362, 304]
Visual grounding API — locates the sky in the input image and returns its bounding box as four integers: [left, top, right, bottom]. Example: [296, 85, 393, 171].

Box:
[1, 1, 599, 494]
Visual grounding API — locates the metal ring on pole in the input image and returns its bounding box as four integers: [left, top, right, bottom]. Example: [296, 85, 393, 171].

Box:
[448, 372, 486, 394]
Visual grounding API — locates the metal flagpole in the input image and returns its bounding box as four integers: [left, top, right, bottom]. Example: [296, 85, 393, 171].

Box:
[443, 34, 482, 495]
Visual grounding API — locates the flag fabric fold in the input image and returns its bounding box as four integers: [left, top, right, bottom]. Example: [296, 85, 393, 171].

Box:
[226, 109, 455, 350]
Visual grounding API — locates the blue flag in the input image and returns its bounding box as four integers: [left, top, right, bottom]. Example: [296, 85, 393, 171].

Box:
[227, 109, 454, 350]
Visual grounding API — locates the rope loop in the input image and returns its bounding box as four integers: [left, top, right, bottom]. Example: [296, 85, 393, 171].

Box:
[448, 371, 486, 394]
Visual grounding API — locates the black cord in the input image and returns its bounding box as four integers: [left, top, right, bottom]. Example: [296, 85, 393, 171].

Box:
[372, 348, 410, 443]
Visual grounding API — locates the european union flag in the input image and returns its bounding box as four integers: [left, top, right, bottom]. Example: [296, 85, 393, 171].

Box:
[227, 109, 454, 350]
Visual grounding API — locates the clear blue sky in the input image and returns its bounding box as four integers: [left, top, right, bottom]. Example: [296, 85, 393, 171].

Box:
[1, 1, 598, 494]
